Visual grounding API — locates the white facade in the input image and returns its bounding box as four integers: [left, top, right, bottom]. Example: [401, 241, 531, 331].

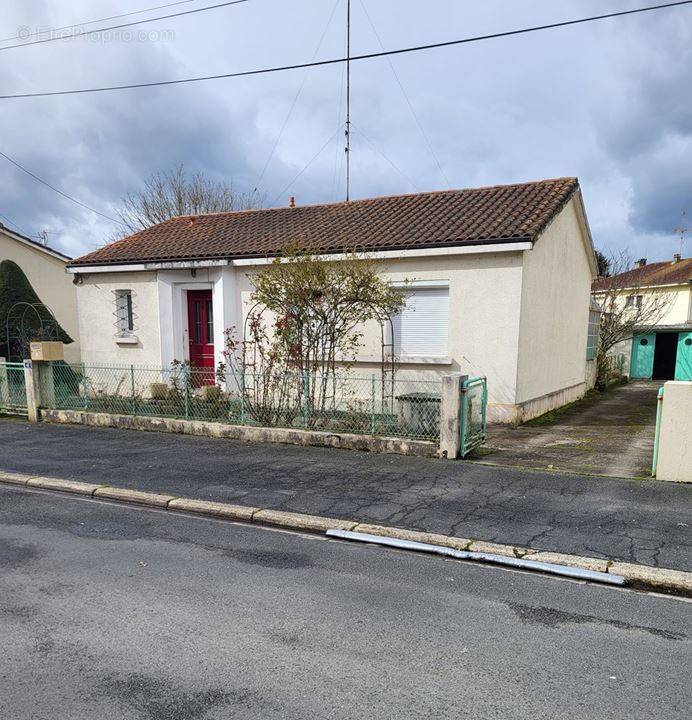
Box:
[593, 267, 692, 378]
[0, 227, 80, 362]
[71, 194, 597, 423]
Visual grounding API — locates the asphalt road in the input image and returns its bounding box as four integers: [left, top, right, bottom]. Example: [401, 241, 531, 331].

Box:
[1, 485, 690, 719]
[1, 418, 691, 570]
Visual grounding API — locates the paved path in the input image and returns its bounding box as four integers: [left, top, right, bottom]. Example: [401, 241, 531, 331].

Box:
[481, 382, 660, 478]
[1, 417, 690, 571]
[1, 486, 690, 720]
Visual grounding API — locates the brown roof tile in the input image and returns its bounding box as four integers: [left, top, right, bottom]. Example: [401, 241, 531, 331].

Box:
[70, 177, 579, 267]
[592, 258, 692, 291]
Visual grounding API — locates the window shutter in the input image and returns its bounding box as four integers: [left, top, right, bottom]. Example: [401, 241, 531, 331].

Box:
[393, 287, 449, 357]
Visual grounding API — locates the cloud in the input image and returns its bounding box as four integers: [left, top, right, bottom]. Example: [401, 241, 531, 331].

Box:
[0, 0, 690, 261]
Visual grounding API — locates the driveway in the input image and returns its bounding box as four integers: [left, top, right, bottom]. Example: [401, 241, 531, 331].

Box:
[480, 382, 659, 479]
[1, 415, 690, 570]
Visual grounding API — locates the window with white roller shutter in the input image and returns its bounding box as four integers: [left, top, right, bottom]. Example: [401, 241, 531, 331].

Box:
[392, 285, 449, 357]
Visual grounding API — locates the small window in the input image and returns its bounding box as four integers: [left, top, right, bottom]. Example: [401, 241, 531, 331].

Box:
[392, 285, 449, 358]
[586, 303, 600, 360]
[114, 290, 134, 336]
[626, 295, 643, 308]
[640, 338, 649, 346]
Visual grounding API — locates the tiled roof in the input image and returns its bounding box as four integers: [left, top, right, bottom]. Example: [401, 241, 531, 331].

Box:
[70, 177, 579, 267]
[592, 258, 692, 291]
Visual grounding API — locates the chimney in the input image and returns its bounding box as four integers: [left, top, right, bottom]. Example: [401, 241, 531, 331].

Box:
[188, 216, 196, 228]
[672, 253, 681, 264]
[289, 196, 295, 208]
[635, 257, 647, 268]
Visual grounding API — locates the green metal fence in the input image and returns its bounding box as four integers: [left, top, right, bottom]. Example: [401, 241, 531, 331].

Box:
[42, 363, 442, 442]
[652, 385, 664, 477]
[0, 361, 27, 415]
[459, 376, 487, 457]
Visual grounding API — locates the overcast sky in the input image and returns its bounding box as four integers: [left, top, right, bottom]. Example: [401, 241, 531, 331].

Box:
[1, 0, 690, 262]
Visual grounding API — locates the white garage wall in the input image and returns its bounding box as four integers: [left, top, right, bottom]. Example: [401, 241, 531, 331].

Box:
[515, 195, 595, 411]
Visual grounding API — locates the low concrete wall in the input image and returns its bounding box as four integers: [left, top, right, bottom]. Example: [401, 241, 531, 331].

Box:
[490, 381, 588, 424]
[656, 381, 692, 483]
[40, 409, 439, 459]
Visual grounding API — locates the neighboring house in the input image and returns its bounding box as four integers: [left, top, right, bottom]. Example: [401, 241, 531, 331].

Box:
[0, 223, 80, 363]
[592, 256, 692, 381]
[67, 177, 598, 423]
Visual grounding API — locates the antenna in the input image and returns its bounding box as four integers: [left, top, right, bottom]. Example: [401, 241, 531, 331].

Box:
[673, 210, 688, 257]
[345, 0, 351, 202]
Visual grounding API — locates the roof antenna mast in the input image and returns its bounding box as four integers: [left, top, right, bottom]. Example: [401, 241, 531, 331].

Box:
[345, 0, 351, 202]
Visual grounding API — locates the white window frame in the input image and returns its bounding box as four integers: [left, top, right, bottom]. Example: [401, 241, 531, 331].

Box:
[390, 280, 450, 362]
[114, 289, 135, 338]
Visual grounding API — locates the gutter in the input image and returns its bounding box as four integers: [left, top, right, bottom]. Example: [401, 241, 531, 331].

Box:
[66, 237, 534, 273]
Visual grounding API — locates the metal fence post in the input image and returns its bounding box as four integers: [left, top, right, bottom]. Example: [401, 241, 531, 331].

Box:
[82, 362, 88, 411]
[370, 374, 376, 435]
[184, 366, 190, 420]
[652, 386, 664, 477]
[130, 365, 136, 416]
[240, 369, 246, 424]
[302, 372, 309, 428]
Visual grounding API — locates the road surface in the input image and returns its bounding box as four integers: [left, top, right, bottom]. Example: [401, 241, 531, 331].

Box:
[1, 484, 690, 719]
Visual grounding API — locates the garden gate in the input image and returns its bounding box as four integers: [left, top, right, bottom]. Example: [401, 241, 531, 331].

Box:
[460, 376, 487, 457]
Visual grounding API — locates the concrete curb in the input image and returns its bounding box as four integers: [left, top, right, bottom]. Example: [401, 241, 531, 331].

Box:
[2, 470, 690, 596]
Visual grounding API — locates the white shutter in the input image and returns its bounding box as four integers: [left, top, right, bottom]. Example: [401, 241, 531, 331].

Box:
[392, 286, 449, 357]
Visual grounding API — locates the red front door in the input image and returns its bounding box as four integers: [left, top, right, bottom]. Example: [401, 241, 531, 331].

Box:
[187, 290, 214, 381]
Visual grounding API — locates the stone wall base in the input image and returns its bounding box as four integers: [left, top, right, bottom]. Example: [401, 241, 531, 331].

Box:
[40, 409, 439, 459]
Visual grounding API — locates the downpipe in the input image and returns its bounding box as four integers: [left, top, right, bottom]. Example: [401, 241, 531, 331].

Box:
[326, 529, 626, 587]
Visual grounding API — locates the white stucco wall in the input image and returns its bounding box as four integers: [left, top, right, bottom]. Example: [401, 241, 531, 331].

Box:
[596, 285, 692, 328]
[1, 230, 80, 362]
[515, 196, 595, 415]
[656, 381, 692, 483]
[76, 271, 161, 366]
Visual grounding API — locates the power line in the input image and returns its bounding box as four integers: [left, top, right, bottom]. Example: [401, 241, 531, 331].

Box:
[0, 0, 249, 52]
[0, 150, 123, 224]
[251, 0, 342, 196]
[358, 0, 451, 188]
[0, 211, 31, 237]
[1, 0, 689, 99]
[350, 123, 416, 190]
[271, 129, 341, 207]
[0, 0, 202, 45]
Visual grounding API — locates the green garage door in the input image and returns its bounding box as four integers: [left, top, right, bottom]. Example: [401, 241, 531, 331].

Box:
[675, 331, 692, 381]
[631, 333, 656, 379]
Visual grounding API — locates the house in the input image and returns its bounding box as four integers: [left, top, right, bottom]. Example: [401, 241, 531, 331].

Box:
[67, 177, 598, 423]
[592, 255, 692, 381]
[0, 223, 80, 363]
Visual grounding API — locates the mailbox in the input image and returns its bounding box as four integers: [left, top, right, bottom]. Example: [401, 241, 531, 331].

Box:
[29, 341, 64, 361]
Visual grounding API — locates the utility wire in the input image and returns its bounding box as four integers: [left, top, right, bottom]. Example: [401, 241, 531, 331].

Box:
[0, 0, 202, 44]
[358, 0, 451, 188]
[0, 211, 31, 237]
[251, 0, 341, 196]
[1, 0, 689, 99]
[271, 129, 341, 207]
[350, 124, 417, 190]
[0, 150, 123, 224]
[0, 0, 249, 52]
